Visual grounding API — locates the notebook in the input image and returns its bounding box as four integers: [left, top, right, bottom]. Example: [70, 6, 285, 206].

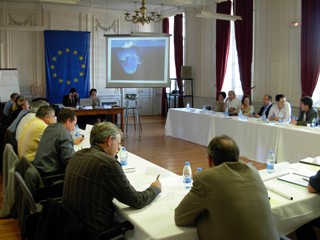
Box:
[277, 173, 309, 187]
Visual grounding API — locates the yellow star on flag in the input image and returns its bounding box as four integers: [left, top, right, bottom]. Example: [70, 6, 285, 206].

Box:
[58, 50, 62, 55]
[53, 73, 57, 78]
[81, 64, 85, 69]
[73, 50, 78, 55]
[66, 48, 70, 53]
[50, 65, 55, 69]
[79, 56, 83, 61]
[52, 57, 57, 61]
[79, 72, 84, 76]
[67, 80, 71, 85]
[59, 79, 63, 83]
[74, 78, 78, 83]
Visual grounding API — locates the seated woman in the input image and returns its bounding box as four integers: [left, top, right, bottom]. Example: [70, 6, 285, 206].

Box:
[214, 92, 226, 112]
[238, 95, 254, 116]
[89, 88, 100, 107]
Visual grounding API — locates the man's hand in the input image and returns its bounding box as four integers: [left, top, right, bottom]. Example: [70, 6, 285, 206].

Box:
[74, 136, 84, 145]
[151, 179, 161, 191]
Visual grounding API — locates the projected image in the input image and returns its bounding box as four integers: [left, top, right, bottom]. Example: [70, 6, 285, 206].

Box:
[110, 38, 166, 81]
[116, 41, 141, 74]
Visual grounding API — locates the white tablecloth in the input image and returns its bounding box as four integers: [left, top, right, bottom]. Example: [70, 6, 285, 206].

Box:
[165, 108, 320, 163]
[113, 153, 320, 239]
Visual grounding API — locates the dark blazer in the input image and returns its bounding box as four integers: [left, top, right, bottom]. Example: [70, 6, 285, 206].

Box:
[297, 107, 318, 126]
[257, 103, 273, 117]
[63, 94, 79, 107]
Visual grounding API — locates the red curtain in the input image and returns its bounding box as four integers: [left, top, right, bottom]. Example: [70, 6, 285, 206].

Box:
[234, 0, 253, 96]
[161, 18, 170, 116]
[301, 0, 320, 97]
[174, 14, 184, 107]
[216, 1, 232, 100]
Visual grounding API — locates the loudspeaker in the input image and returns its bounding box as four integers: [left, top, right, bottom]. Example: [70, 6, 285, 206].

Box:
[181, 66, 192, 78]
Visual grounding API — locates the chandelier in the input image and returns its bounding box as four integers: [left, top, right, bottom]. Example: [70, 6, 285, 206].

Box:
[124, 0, 162, 26]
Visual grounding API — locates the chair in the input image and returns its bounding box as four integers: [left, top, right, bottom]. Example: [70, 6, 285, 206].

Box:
[0, 143, 19, 218]
[31, 84, 44, 100]
[124, 94, 142, 139]
[15, 171, 42, 240]
[35, 198, 134, 240]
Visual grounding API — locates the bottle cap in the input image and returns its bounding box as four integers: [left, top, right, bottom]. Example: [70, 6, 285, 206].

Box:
[122, 147, 126, 151]
[185, 161, 190, 166]
[197, 167, 202, 172]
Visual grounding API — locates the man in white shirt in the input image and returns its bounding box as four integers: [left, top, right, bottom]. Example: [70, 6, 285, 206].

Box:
[226, 90, 240, 114]
[268, 94, 291, 123]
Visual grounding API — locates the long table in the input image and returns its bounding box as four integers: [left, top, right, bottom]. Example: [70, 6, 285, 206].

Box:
[113, 153, 320, 239]
[72, 107, 124, 131]
[165, 108, 320, 163]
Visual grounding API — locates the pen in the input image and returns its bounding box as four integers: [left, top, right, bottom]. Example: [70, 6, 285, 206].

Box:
[156, 174, 160, 180]
[266, 186, 293, 200]
[303, 177, 309, 182]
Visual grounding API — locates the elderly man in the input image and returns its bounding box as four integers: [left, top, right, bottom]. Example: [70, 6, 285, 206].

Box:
[63, 87, 80, 107]
[63, 122, 161, 235]
[33, 109, 83, 178]
[291, 96, 318, 126]
[268, 94, 291, 122]
[18, 106, 56, 162]
[255, 94, 273, 118]
[15, 100, 49, 141]
[175, 135, 279, 240]
[225, 90, 240, 114]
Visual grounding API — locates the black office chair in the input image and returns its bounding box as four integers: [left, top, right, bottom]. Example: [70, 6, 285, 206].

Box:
[35, 198, 134, 240]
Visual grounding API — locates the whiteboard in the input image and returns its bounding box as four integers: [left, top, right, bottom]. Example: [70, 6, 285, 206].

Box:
[0, 69, 20, 102]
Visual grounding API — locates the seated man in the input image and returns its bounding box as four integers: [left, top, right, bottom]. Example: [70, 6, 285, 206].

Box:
[291, 96, 318, 126]
[268, 94, 291, 123]
[175, 135, 279, 240]
[7, 98, 30, 134]
[63, 122, 161, 235]
[18, 106, 56, 162]
[2, 92, 19, 118]
[33, 109, 83, 178]
[295, 171, 320, 240]
[63, 87, 80, 107]
[214, 91, 226, 112]
[16, 100, 49, 141]
[225, 90, 240, 115]
[255, 94, 273, 118]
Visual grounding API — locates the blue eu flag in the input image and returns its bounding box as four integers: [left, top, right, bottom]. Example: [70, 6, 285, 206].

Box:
[44, 30, 90, 104]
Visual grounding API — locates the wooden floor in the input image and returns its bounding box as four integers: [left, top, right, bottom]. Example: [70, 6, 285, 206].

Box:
[0, 115, 297, 240]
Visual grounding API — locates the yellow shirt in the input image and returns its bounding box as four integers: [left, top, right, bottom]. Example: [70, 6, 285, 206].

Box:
[18, 117, 47, 162]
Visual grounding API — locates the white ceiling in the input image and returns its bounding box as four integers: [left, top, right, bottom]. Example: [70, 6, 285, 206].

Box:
[4, 0, 220, 14]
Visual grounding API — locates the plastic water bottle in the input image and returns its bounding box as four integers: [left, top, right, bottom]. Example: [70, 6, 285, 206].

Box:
[186, 102, 190, 111]
[183, 162, 192, 189]
[311, 118, 317, 128]
[74, 124, 80, 138]
[225, 107, 229, 117]
[266, 150, 275, 174]
[120, 147, 128, 166]
[262, 113, 267, 122]
[195, 167, 202, 174]
[238, 109, 243, 119]
[278, 113, 283, 123]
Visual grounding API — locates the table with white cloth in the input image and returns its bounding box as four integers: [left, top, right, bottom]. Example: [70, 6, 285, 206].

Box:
[113, 153, 320, 239]
[165, 108, 320, 163]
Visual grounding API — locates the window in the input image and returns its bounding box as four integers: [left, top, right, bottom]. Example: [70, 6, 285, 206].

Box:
[312, 75, 320, 107]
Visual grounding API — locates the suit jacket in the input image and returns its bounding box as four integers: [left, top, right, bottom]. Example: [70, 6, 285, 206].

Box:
[63, 94, 79, 107]
[297, 107, 318, 126]
[175, 162, 279, 240]
[257, 103, 273, 117]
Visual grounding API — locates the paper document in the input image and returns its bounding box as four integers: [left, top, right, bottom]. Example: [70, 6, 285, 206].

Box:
[300, 157, 320, 166]
[277, 174, 308, 187]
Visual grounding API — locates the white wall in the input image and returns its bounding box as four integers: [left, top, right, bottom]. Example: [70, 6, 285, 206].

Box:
[0, 0, 303, 113]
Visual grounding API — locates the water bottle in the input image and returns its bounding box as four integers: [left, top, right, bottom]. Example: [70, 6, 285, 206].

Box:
[120, 147, 128, 166]
[262, 113, 267, 122]
[266, 150, 275, 174]
[225, 107, 229, 117]
[186, 102, 190, 111]
[238, 109, 243, 119]
[74, 124, 80, 138]
[183, 162, 192, 188]
[195, 167, 202, 174]
[311, 118, 317, 128]
[278, 113, 283, 123]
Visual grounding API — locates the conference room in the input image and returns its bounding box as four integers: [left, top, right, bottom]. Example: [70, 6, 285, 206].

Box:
[0, 0, 320, 239]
